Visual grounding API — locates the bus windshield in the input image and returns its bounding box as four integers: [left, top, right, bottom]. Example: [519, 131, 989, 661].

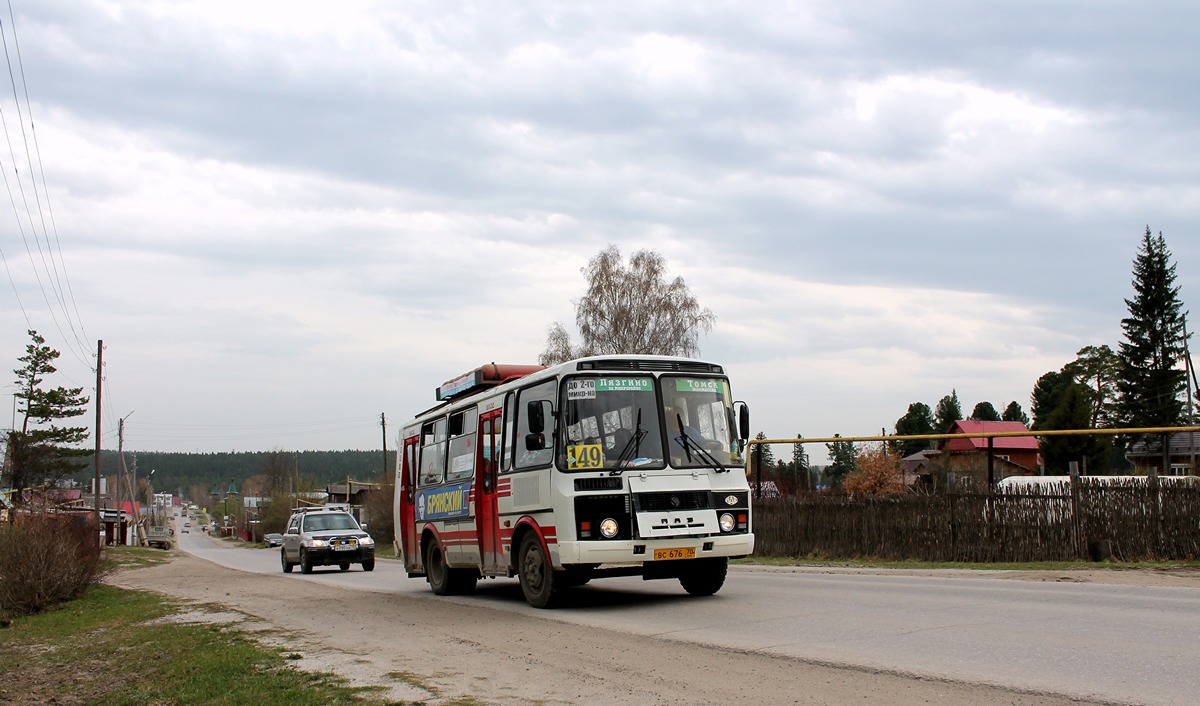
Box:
[559, 376, 665, 471]
[661, 376, 743, 469]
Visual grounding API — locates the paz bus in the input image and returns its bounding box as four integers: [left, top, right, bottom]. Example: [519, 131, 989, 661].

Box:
[394, 355, 754, 608]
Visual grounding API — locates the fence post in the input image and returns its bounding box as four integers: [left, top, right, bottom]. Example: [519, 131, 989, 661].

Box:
[987, 436, 995, 487]
[755, 441, 763, 499]
[1069, 461, 1085, 559]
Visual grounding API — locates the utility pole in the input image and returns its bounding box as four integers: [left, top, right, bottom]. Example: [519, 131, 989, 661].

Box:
[381, 412, 388, 478]
[93, 340, 103, 548]
[1185, 319, 1197, 473]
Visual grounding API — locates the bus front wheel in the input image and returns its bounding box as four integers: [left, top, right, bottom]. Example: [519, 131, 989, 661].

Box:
[518, 533, 562, 609]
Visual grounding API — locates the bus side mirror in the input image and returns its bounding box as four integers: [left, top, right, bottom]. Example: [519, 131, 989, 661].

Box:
[527, 400, 545, 434]
[737, 403, 750, 441]
[525, 432, 546, 451]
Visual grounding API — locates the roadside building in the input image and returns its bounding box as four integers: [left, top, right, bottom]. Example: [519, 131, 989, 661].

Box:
[936, 420, 1040, 489]
[1125, 431, 1200, 476]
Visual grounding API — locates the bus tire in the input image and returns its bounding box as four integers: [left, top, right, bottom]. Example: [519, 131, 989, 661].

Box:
[679, 557, 728, 597]
[518, 533, 562, 608]
[425, 540, 451, 595]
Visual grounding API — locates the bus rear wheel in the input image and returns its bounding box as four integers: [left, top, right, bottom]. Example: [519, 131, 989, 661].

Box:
[424, 541, 476, 595]
[678, 557, 728, 597]
[518, 533, 562, 608]
[425, 541, 451, 594]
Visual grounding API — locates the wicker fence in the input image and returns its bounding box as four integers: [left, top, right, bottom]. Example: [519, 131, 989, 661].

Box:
[752, 481, 1200, 562]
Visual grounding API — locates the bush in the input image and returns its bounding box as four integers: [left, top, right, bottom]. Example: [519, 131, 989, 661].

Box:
[844, 443, 908, 497]
[0, 513, 112, 617]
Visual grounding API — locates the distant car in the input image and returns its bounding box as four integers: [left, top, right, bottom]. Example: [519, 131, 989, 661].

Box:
[146, 526, 174, 550]
[263, 533, 284, 547]
[280, 507, 375, 574]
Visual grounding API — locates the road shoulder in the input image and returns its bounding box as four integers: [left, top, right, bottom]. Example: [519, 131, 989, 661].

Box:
[109, 554, 1112, 705]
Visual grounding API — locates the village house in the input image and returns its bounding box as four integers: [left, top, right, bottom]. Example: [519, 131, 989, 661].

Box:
[934, 420, 1040, 489]
[1125, 431, 1200, 476]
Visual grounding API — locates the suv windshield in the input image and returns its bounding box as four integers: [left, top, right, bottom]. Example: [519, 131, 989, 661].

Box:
[559, 376, 664, 472]
[661, 376, 743, 469]
[302, 513, 360, 532]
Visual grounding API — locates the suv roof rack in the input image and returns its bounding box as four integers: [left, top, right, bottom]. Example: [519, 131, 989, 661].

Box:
[290, 504, 350, 514]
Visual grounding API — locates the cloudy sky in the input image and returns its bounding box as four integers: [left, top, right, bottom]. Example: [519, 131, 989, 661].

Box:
[1, 1, 1196, 460]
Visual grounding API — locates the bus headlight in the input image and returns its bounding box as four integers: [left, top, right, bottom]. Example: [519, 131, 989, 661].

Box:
[719, 513, 736, 532]
[599, 518, 619, 539]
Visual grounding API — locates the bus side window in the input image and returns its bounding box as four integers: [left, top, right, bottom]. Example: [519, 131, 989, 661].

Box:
[501, 392, 515, 474]
[402, 438, 418, 500]
[514, 379, 556, 470]
[446, 408, 478, 482]
[419, 418, 447, 486]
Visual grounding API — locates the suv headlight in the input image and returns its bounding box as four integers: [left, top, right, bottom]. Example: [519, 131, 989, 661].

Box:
[302, 538, 328, 548]
[360, 536, 375, 547]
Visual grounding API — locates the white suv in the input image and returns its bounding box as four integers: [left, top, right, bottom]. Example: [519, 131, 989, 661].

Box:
[280, 507, 375, 573]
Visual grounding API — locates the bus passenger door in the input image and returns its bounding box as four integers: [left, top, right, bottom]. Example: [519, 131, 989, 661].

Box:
[476, 410, 503, 575]
[399, 436, 419, 571]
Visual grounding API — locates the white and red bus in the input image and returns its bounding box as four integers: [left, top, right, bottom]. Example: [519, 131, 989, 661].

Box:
[394, 355, 754, 608]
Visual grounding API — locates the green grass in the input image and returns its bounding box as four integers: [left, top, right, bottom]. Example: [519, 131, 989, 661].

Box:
[0, 584, 417, 706]
[736, 556, 1200, 571]
[104, 545, 175, 570]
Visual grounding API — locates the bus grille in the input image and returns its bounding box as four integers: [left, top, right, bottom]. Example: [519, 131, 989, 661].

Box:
[634, 491, 710, 512]
[580, 359, 723, 374]
[574, 477, 624, 492]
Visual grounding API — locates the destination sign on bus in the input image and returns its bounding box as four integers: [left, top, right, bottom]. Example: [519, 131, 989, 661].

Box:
[675, 378, 723, 393]
[566, 378, 653, 400]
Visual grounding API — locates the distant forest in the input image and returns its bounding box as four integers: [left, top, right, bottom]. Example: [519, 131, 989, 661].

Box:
[77, 449, 396, 498]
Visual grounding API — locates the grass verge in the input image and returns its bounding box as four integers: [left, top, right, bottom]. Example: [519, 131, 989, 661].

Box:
[0, 584, 409, 706]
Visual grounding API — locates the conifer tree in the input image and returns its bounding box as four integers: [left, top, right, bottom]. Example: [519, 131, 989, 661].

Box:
[1116, 228, 1187, 431]
[1001, 401, 1030, 425]
[969, 401, 1001, 422]
[824, 435, 857, 489]
[893, 402, 935, 457]
[6, 331, 91, 499]
[934, 390, 963, 433]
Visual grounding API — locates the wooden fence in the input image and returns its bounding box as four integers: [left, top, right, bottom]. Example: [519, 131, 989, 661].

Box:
[752, 481, 1200, 562]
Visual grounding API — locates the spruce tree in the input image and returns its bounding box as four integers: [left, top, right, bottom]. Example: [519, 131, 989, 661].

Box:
[934, 390, 963, 433]
[824, 435, 857, 489]
[1116, 228, 1187, 431]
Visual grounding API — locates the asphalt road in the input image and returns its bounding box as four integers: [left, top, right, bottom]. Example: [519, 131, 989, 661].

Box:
[175, 521, 1199, 705]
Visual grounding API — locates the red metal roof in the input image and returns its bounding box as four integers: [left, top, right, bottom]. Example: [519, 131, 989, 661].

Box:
[942, 420, 1039, 452]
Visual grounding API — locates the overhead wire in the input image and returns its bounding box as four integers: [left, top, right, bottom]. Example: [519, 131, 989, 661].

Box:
[6, 0, 88, 352]
[0, 4, 93, 369]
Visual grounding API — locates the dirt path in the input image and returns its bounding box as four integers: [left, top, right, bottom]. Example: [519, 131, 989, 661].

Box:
[109, 556, 1124, 705]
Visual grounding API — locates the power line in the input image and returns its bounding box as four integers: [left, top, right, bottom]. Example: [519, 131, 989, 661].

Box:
[0, 5, 92, 368]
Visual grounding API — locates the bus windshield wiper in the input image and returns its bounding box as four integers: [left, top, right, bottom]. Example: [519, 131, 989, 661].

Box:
[610, 409, 647, 476]
[674, 414, 729, 473]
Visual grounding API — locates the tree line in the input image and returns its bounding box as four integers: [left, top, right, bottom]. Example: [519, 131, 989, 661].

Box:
[865, 227, 1191, 484]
